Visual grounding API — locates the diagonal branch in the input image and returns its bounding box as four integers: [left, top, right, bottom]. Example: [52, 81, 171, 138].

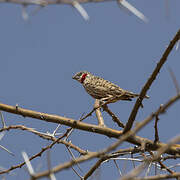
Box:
[83, 147, 142, 179]
[123, 29, 180, 133]
[102, 104, 125, 128]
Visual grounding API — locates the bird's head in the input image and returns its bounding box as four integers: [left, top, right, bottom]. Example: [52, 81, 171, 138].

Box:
[72, 71, 91, 84]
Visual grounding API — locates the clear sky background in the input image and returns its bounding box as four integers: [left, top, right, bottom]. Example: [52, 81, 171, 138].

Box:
[0, 0, 180, 179]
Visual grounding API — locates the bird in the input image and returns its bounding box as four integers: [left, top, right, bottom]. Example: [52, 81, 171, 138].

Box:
[72, 71, 149, 104]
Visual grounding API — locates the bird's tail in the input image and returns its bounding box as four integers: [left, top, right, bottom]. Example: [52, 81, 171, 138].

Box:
[126, 92, 149, 108]
[127, 92, 149, 99]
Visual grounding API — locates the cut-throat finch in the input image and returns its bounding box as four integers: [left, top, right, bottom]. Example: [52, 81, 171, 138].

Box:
[72, 71, 149, 104]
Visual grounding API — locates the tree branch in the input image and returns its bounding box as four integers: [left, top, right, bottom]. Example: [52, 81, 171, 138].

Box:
[0, 93, 180, 155]
[123, 29, 180, 133]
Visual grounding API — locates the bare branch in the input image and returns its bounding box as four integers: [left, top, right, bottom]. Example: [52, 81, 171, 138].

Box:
[154, 114, 160, 143]
[0, 0, 150, 23]
[83, 157, 104, 180]
[83, 147, 142, 180]
[30, 105, 156, 179]
[94, 99, 105, 126]
[123, 28, 180, 133]
[0, 126, 88, 175]
[0, 93, 180, 155]
[121, 135, 180, 180]
[0, 125, 87, 155]
[102, 104, 124, 128]
[158, 161, 174, 174]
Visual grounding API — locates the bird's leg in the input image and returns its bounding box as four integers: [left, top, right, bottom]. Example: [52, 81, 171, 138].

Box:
[94, 99, 106, 127]
[101, 93, 127, 105]
[102, 104, 125, 128]
[100, 95, 115, 104]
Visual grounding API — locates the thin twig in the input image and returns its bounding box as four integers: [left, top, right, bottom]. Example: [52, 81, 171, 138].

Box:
[121, 135, 180, 180]
[83, 147, 143, 179]
[0, 144, 14, 156]
[113, 159, 122, 176]
[158, 161, 174, 174]
[103, 104, 124, 128]
[66, 145, 83, 173]
[0, 126, 88, 175]
[0, 132, 14, 156]
[83, 157, 104, 180]
[168, 67, 180, 93]
[154, 114, 160, 143]
[0, 125, 88, 155]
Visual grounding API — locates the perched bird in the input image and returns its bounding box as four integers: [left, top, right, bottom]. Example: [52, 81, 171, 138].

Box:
[72, 71, 149, 104]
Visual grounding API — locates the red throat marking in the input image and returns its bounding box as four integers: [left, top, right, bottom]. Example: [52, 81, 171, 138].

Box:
[80, 73, 87, 83]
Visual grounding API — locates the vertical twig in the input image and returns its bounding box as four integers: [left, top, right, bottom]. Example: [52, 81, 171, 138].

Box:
[154, 114, 160, 143]
[94, 99, 105, 126]
[0, 111, 6, 128]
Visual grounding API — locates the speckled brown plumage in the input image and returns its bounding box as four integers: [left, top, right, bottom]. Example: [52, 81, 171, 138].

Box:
[72, 71, 148, 103]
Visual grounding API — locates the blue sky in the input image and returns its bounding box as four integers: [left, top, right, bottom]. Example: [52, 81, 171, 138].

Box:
[0, 1, 180, 179]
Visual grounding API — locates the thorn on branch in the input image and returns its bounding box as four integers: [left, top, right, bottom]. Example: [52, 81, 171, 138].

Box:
[0, 132, 14, 156]
[0, 111, 6, 128]
[22, 5, 29, 21]
[22, 151, 35, 176]
[15, 104, 19, 110]
[117, 0, 148, 23]
[72, 1, 90, 21]
[15, 104, 26, 117]
[176, 39, 180, 51]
